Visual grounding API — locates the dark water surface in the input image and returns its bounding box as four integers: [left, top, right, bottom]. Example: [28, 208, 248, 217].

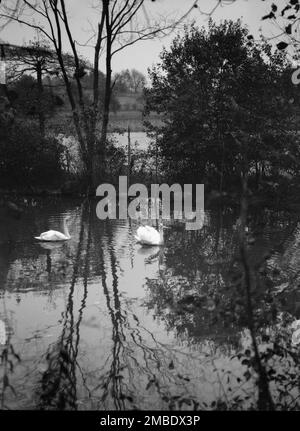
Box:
[0, 198, 299, 410]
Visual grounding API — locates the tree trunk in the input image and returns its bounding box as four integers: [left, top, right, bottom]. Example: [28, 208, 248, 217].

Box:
[93, 1, 112, 187]
[97, 65, 112, 182]
[90, 5, 106, 191]
[36, 62, 45, 136]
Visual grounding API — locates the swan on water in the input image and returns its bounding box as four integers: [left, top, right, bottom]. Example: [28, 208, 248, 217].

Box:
[135, 222, 164, 246]
[34, 216, 71, 242]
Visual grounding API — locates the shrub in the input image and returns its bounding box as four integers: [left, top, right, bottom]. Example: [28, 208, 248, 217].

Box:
[0, 120, 64, 187]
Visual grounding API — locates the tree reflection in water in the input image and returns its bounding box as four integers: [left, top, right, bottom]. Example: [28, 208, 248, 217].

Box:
[38, 201, 91, 410]
[0, 199, 300, 410]
[143, 207, 300, 410]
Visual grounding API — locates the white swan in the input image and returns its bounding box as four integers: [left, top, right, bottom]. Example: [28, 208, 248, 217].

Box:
[135, 222, 164, 246]
[35, 216, 71, 242]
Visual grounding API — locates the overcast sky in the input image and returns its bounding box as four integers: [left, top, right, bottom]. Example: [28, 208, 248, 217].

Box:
[0, 0, 279, 75]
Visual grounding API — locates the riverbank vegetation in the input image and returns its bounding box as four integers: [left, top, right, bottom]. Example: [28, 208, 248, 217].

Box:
[1, 0, 191, 191]
[144, 20, 300, 208]
[1, 17, 299, 209]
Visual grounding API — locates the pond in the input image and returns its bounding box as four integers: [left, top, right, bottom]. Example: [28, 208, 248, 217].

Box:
[110, 131, 150, 150]
[0, 198, 300, 410]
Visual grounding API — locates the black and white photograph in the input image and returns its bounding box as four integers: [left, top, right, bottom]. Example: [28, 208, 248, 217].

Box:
[1, 0, 300, 420]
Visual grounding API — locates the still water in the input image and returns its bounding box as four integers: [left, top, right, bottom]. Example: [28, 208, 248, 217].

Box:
[110, 131, 150, 150]
[0, 198, 299, 410]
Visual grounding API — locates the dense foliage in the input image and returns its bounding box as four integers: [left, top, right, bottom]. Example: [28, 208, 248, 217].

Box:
[0, 118, 64, 187]
[145, 20, 300, 195]
[113, 68, 146, 94]
[9, 75, 57, 119]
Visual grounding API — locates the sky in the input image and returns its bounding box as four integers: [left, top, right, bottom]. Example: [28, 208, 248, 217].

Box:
[0, 0, 282, 76]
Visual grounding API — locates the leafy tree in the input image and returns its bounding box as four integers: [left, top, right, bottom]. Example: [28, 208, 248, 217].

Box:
[145, 20, 300, 192]
[113, 68, 146, 94]
[6, 38, 61, 135]
[9, 74, 56, 120]
[113, 69, 131, 93]
[0, 119, 64, 186]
